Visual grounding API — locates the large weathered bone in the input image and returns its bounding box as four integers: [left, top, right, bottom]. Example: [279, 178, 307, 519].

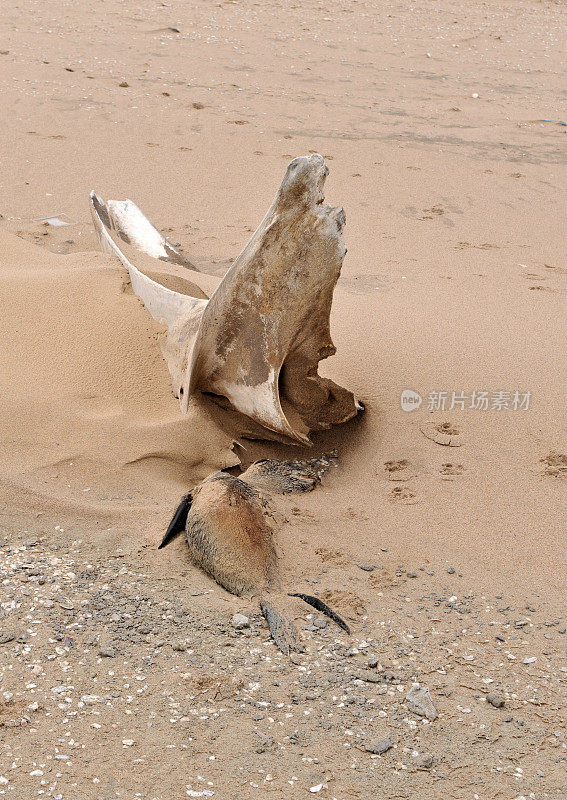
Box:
[90, 154, 359, 443]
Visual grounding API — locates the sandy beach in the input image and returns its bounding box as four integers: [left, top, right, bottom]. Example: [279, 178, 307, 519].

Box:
[1, 0, 566, 797]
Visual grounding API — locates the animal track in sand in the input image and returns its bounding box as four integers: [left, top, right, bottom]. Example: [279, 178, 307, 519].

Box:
[520, 267, 562, 292]
[439, 462, 465, 480]
[319, 589, 365, 619]
[456, 241, 499, 250]
[315, 548, 349, 565]
[369, 569, 397, 591]
[384, 459, 417, 482]
[419, 205, 445, 219]
[420, 421, 464, 447]
[389, 486, 419, 505]
[540, 452, 567, 479]
[291, 507, 315, 522]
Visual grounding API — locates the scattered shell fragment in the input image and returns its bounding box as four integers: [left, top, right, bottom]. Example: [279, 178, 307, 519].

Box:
[32, 213, 77, 226]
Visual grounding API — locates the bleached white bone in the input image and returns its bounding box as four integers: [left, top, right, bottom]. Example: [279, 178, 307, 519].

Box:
[90, 155, 358, 443]
[89, 192, 207, 328]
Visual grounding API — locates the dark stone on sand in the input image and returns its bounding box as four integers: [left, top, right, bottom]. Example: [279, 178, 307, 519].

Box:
[486, 692, 505, 708]
[358, 671, 382, 683]
[365, 738, 393, 755]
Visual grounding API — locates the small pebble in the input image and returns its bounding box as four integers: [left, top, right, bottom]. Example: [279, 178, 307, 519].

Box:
[231, 614, 250, 630]
[406, 683, 438, 721]
[365, 738, 393, 755]
[486, 692, 505, 708]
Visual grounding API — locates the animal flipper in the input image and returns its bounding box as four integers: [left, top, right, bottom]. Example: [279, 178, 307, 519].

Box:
[259, 599, 304, 656]
[158, 493, 193, 549]
[289, 592, 351, 634]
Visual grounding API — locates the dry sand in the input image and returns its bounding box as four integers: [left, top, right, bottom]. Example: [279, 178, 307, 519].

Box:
[0, 0, 566, 798]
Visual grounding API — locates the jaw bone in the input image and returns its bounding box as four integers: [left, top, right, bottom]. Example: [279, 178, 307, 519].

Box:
[90, 154, 359, 444]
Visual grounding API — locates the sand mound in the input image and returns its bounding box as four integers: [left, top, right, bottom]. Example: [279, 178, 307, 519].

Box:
[0, 231, 238, 525]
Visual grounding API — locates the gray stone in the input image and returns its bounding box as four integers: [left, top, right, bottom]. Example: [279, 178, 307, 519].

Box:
[414, 753, 434, 769]
[98, 646, 116, 658]
[486, 692, 505, 708]
[231, 613, 250, 630]
[406, 684, 438, 721]
[365, 738, 393, 755]
[358, 671, 382, 683]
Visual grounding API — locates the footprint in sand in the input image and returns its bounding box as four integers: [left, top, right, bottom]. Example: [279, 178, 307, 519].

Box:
[291, 506, 315, 522]
[540, 452, 567, 479]
[439, 462, 465, 481]
[529, 285, 556, 293]
[389, 486, 419, 505]
[369, 569, 397, 590]
[384, 459, 417, 482]
[420, 421, 464, 447]
[419, 205, 445, 219]
[319, 589, 365, 619]
[520, 269, 559, 292]
[315, 548, 349, 566]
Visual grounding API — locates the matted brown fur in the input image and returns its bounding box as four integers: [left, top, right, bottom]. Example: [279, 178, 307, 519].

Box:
[185, 472, 278, 597]
[160, 460, 351, 653]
